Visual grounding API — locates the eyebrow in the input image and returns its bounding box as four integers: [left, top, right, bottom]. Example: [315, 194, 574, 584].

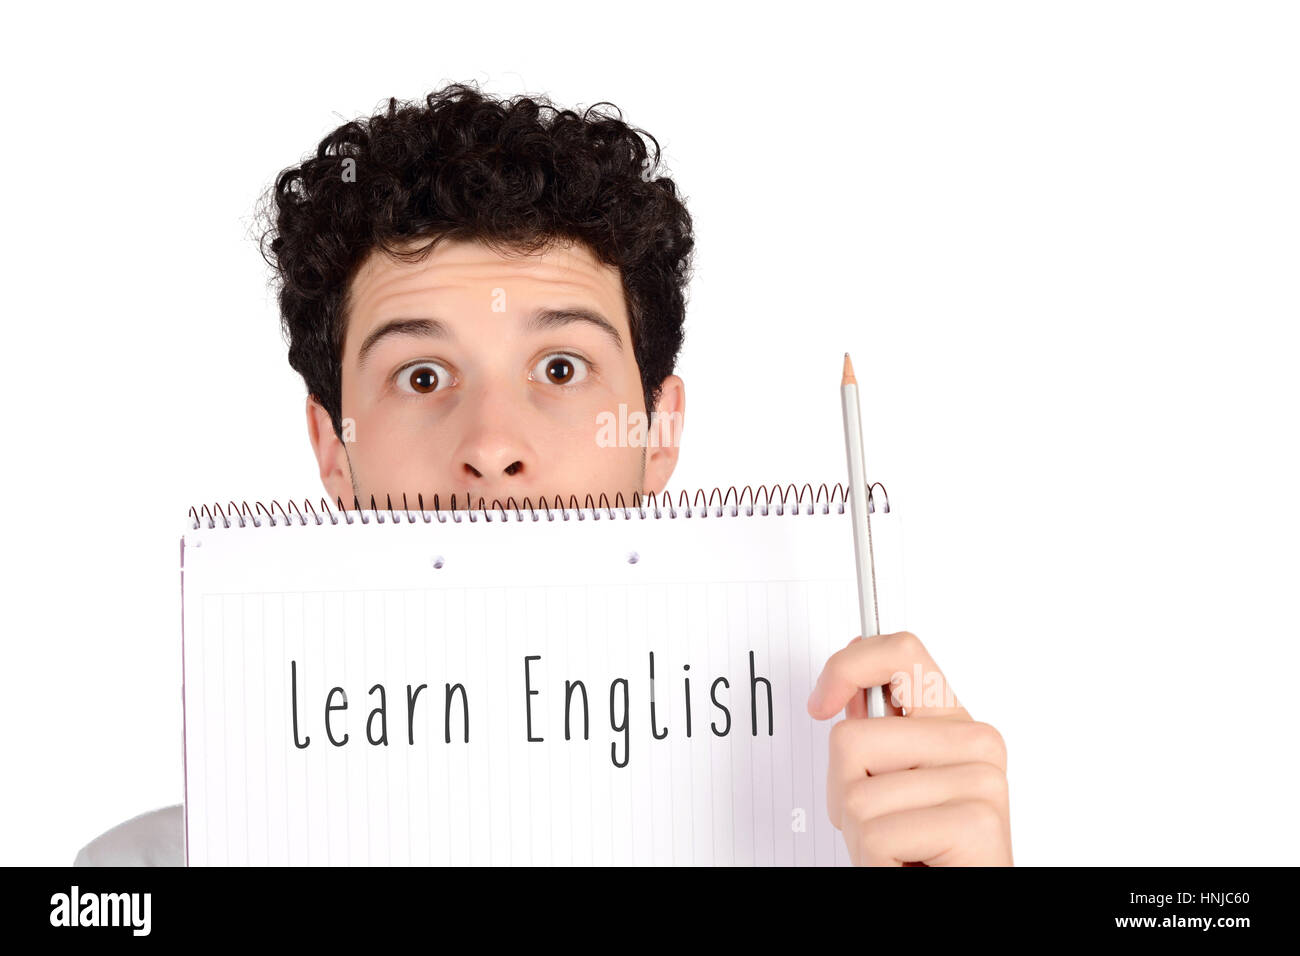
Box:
[356, 318, 450, 371]
[525, 307, 624, 354]
[355, 307, 624, 370]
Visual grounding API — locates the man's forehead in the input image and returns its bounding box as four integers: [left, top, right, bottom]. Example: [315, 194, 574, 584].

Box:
[349, 237, 624, 307]
[340, 237, 633, 364]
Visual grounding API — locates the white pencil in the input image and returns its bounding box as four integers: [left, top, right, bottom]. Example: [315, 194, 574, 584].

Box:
[840, 353, 887, 718]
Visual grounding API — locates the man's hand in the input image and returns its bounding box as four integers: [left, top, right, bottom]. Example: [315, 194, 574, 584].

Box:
[807, 631, 1013, 866]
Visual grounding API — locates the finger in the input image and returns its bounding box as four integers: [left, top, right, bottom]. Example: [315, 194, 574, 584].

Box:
[845, 688, 869, 720]
[826, 717, 1007, 828]
[833, 761, 1010, 830]
[841, 637, 870, 719]
[810, 630, 966, 719]
[808, 630, 968, 720]
[841, 799, 1013, 867]
[849, 641, 904, 718]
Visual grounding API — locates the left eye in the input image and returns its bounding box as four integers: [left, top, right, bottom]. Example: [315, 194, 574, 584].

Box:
[532, 353, 589, 386]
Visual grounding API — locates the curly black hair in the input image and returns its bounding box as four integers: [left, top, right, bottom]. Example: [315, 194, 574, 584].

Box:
[256, 82, 696, 442]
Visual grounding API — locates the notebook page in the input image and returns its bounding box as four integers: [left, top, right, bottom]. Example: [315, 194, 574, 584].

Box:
[181, 494, 904, 865]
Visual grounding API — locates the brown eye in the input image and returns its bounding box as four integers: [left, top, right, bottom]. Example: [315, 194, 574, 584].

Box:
[532, 353, 589, 387]
[548, 357, 573, 383]
[396, 362, 450, 395]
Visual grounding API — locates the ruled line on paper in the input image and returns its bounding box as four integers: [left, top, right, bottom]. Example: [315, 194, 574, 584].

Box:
[242, 593, 248, 865]
[688, 585, 695, 865]
[465, 587, 472, 865]
[548, 587, 554, 864]
[204, 594, 211, 866]
[443, 590, 450, 863]
[729, 584, 737, 864]
[322, 592, 329, 866]
[221, 596, 228, 866]
[709, 581, 717, 865]
[584, 583, 592, 864]
[263, 595, 269, 864]
[424, 589, 432, 865]
[346, 592, 352, 865]
[273, 595, 279, 864]
[763, 585, 774, 864]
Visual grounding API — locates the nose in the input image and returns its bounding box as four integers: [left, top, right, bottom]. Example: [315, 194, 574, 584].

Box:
[462, 454, 524, 480]
[453, 384, 534, 498]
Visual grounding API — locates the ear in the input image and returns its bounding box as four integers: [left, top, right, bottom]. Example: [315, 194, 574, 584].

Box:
[642, 374, 685, 495]
[305, 395, 354, 503]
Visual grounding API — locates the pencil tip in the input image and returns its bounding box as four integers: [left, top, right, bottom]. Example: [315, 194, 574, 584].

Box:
[842, 353, 857, 385]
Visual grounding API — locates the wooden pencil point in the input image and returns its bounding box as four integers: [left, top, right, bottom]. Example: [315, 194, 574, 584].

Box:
[842, 353, 857, 386]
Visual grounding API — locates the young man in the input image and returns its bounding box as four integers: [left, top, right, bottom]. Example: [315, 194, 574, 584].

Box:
[75, 83, 1011, 866]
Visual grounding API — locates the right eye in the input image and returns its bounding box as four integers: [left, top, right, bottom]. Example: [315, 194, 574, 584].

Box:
[395, 361, 453, 395]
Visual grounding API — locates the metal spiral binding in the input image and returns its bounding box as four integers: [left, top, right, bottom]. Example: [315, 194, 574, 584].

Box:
[187, 482, 889, 531]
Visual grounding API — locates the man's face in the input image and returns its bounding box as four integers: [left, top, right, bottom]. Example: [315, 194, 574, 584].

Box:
[306, 237, 684, 508]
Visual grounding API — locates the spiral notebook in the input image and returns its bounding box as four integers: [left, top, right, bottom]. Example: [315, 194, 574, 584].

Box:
[180, 483, 904, 866]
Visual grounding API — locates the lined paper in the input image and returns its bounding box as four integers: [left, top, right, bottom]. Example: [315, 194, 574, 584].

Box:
[181, 497, 904, 865]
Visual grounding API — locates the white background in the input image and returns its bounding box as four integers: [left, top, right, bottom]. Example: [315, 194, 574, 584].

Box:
[1, 0, 1296, 865]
